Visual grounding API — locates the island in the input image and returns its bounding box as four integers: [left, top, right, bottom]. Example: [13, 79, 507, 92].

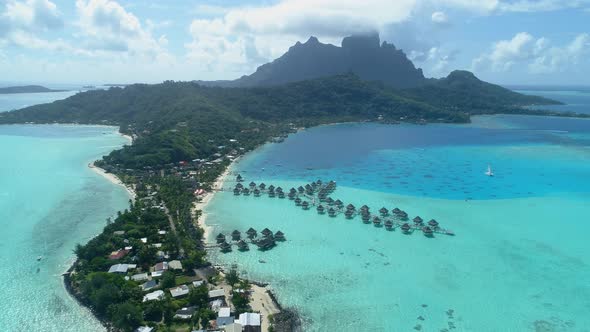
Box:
[0, 85, 67, 94]
[0, 34, 580, 332]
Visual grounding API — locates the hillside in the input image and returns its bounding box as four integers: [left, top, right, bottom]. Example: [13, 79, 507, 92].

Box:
[198, 34, 426, 89]
[0, 73, 565, 168]
[0, 85, 66, 94]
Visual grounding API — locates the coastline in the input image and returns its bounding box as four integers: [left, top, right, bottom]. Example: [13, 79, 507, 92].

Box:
[192, 159, 237, 242]
[88, 161, 136, 200]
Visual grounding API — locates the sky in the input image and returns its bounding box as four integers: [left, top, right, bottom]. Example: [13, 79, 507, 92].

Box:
[0, 0, 589, 85]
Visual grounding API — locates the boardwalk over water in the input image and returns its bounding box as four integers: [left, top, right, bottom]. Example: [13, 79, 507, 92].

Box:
[229, 176, 455, 238]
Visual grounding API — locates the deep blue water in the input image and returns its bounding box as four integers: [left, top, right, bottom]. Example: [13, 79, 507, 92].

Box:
[238, 115, 590, 200]
[516, 89, 590, 114]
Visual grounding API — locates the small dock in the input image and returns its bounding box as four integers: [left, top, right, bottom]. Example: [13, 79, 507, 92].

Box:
[230, 176, 456, 238]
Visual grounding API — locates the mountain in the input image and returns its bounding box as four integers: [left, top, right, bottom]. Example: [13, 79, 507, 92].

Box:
[403, 70, 560, 113]
[198, 34, 426, 89]
[0, 85, 66, 94]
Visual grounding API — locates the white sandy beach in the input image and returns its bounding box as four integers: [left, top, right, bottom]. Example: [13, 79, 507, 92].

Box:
[88, 162, 136, 200]
[192, 161, 236, 242]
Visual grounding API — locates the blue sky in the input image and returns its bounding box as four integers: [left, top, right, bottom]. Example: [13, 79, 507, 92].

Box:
[0, 0, 589, 85]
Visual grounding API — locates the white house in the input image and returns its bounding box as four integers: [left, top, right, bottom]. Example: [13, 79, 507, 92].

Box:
[131, 273, 148, 282]
[142, 290, 164, 302]
[170, 285, 190, 298]
[208, 288, 225, 299]
[108, 263, 135, 274]
[239, 313, 261, 328]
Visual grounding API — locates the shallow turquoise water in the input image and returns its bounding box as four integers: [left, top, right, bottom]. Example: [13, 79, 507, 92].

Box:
[0, 90, 78, 112]
[205, 115, 590, 331]
[0, 125, 129, 331]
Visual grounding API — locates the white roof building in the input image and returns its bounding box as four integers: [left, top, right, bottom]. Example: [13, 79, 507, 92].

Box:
[239, 313, 261, 327]
[142, 290, 164, 302]
[135, 326, 154, 332]
[170, 285, 190, 298]
[108, 263, 133, 274]
[218, 307, 231, 318]
[208, 289, 225, 299]
[192, 280, 204, 287]
[131, 273, 149, 282]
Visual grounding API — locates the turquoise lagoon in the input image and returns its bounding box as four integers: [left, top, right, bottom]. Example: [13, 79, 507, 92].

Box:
[205, 114, 590, 331]
[0, 125, 129, 331]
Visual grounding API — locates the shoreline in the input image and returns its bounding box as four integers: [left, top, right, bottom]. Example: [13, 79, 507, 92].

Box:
[88, 162, 136, 200]
[192, 158, 238, 242]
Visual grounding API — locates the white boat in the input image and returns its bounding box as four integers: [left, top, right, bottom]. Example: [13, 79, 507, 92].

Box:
[485, 165, 494, 177]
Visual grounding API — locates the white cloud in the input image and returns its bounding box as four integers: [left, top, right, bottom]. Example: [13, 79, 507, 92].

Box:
[75, 0, 168, 57]
[497, 0, 590, 13]
[473, 32, 590, 74]
[431, 11, 449, 25]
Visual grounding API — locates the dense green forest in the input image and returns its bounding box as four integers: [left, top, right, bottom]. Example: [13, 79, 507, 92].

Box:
[0, 74, 568, 167]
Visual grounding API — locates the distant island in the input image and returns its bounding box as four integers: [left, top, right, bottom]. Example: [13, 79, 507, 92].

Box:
[0, 85, 66, 94]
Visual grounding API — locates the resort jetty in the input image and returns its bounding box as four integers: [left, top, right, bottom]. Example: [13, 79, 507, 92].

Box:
[229, 178, 456, 238]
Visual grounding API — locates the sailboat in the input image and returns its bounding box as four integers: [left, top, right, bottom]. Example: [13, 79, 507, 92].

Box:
[485, 164, 494, 177]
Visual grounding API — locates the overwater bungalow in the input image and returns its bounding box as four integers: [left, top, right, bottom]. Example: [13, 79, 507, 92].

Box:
[259, 183, 266, 190]
[274, 231, 286, 241]
[398, 211, 409, 220]
[231, 230, 241, 241]
[346, 204, 356, 211]
[276, 187, 283, 193]
[379, 207, 389, 216]
[236, 183, 244, 189]
[233, 188, 240, 195]
[428, 219, 439, 228]
[317, 204, 325, 214]
[392, 208, 401, 215]
[236, 174, 243, 182]
[220, 241, 232, 252]
[268, 185, 275, 191]
[268, 190, 276, 198]
[422, 226, 434, 237]
[216, 233, 226, 244]
[302, 201, 310, 210]
[295, 197, 302, 206]
[362, 213, 371, 223]
[413, 216, 424, 225]
[297, 186, 305, 193]
[278, 191, 285, 199]
[401, 223, 411, 234]
[328, 208, 337, 217]
[256, 237, 276, 251]
[311, 182, 318, 190]
[344, 210, 354, 219]
[289, 188, 297, 194]
[326, 197, 335, 206]
[261, 228, 273, 237]
[288, 192, 296, 200]
[242, 188, 250, 195]
[246, 228, 257, 239]
[237, 240, 249, 251]
[334, 199, 343, 208]
[384, 220, 393, 229]
[305, 184, 312, 191]
[373, 216, 382, 226]
[360, 205, 370, 212]
[316, 179, 323, 186]
[253, 189, 261, 197]
[318, 193, 327, 201]
[249, 182, 256, 188]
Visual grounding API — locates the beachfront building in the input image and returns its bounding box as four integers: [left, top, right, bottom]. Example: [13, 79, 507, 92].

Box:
[217, 307, 234, 327]
[239, 313, 262, 332]
[143, 290, 164, 302]
[170, 285, 190, 298]
[208, 288, 226, 300]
